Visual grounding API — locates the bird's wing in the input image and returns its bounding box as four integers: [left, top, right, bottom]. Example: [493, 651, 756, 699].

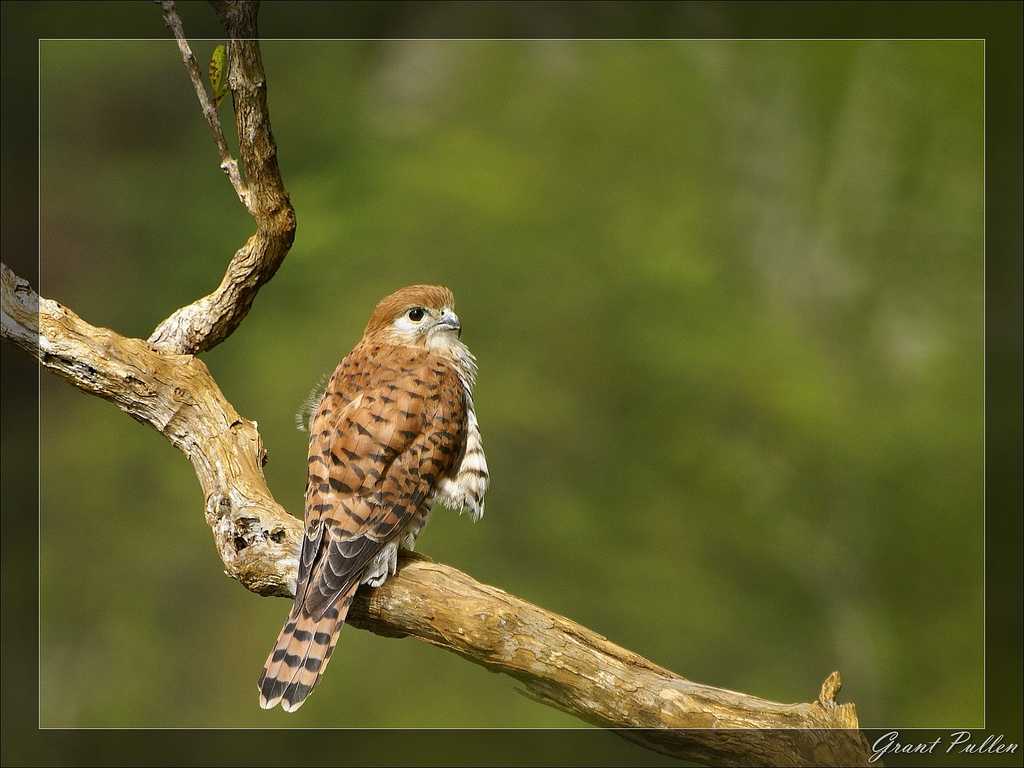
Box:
[258, 346, 467, 711]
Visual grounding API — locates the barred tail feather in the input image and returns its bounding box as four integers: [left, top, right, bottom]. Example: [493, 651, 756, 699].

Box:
[257, 584, 358, 712]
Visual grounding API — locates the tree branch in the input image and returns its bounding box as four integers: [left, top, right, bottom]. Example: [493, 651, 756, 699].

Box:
[6, 3, 874, 763]
[159, 0, 248, 210]
[150, 0, 296, 356]
[2, 263, 301, 596]
[1, 263, 872, 766]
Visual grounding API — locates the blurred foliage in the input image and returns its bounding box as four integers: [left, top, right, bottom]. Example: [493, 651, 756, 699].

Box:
[38, 38, 982, 728]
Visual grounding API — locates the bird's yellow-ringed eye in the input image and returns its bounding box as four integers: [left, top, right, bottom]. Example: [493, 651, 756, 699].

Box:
[408, 307, 425, 322]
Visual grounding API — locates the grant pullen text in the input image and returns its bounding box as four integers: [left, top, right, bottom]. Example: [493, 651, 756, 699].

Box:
[871, 731, 1018, 763]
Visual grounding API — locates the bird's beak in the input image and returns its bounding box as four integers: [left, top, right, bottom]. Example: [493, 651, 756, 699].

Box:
[436, 310, 462, 337]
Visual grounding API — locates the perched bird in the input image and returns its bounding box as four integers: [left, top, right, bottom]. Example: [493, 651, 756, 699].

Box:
[258, 285, 489, 711]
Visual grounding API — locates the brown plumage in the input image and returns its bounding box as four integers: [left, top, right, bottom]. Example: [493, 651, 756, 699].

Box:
[259, 285, 489, 711]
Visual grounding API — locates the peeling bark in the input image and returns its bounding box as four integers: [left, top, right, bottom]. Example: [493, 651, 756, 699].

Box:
[3, 263, 301, 596]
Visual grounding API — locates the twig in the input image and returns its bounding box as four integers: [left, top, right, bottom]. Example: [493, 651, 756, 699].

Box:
[159, 0, 249, 210]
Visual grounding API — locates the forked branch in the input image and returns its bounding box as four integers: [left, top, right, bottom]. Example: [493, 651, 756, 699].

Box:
[2, 3, 874, 765]
[150, 0, 295, 355]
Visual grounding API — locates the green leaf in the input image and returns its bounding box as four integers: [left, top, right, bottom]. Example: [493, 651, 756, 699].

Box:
[208, 44, 227, 107]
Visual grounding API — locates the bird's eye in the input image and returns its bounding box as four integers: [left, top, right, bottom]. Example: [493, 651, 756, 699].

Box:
[408, 307, 425, 322]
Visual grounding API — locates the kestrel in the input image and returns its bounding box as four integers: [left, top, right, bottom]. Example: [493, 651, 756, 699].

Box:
[258, 285, 489, 711]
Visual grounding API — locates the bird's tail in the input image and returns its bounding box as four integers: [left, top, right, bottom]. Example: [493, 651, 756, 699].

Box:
[257, 583, 357, 712]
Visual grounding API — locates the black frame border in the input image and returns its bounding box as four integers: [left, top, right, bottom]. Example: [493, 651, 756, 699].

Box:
[2, 2, 1020, 766]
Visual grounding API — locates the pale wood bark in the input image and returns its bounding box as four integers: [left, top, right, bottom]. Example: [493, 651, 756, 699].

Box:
[3, 3, 875, 764]
[2, 263, 302, 597]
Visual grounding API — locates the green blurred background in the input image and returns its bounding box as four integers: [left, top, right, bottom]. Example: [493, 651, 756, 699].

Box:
[38, 38, 983, 728]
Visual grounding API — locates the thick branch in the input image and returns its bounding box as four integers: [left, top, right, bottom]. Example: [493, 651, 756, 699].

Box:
[3, 263, 301, 596]
[350, 557, 872, 766]
[1, 264, 873, 767]
[150, 0, 295, 355]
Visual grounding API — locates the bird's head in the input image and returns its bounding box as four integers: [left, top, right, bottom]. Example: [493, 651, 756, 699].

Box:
[363, 284, 463, 351]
